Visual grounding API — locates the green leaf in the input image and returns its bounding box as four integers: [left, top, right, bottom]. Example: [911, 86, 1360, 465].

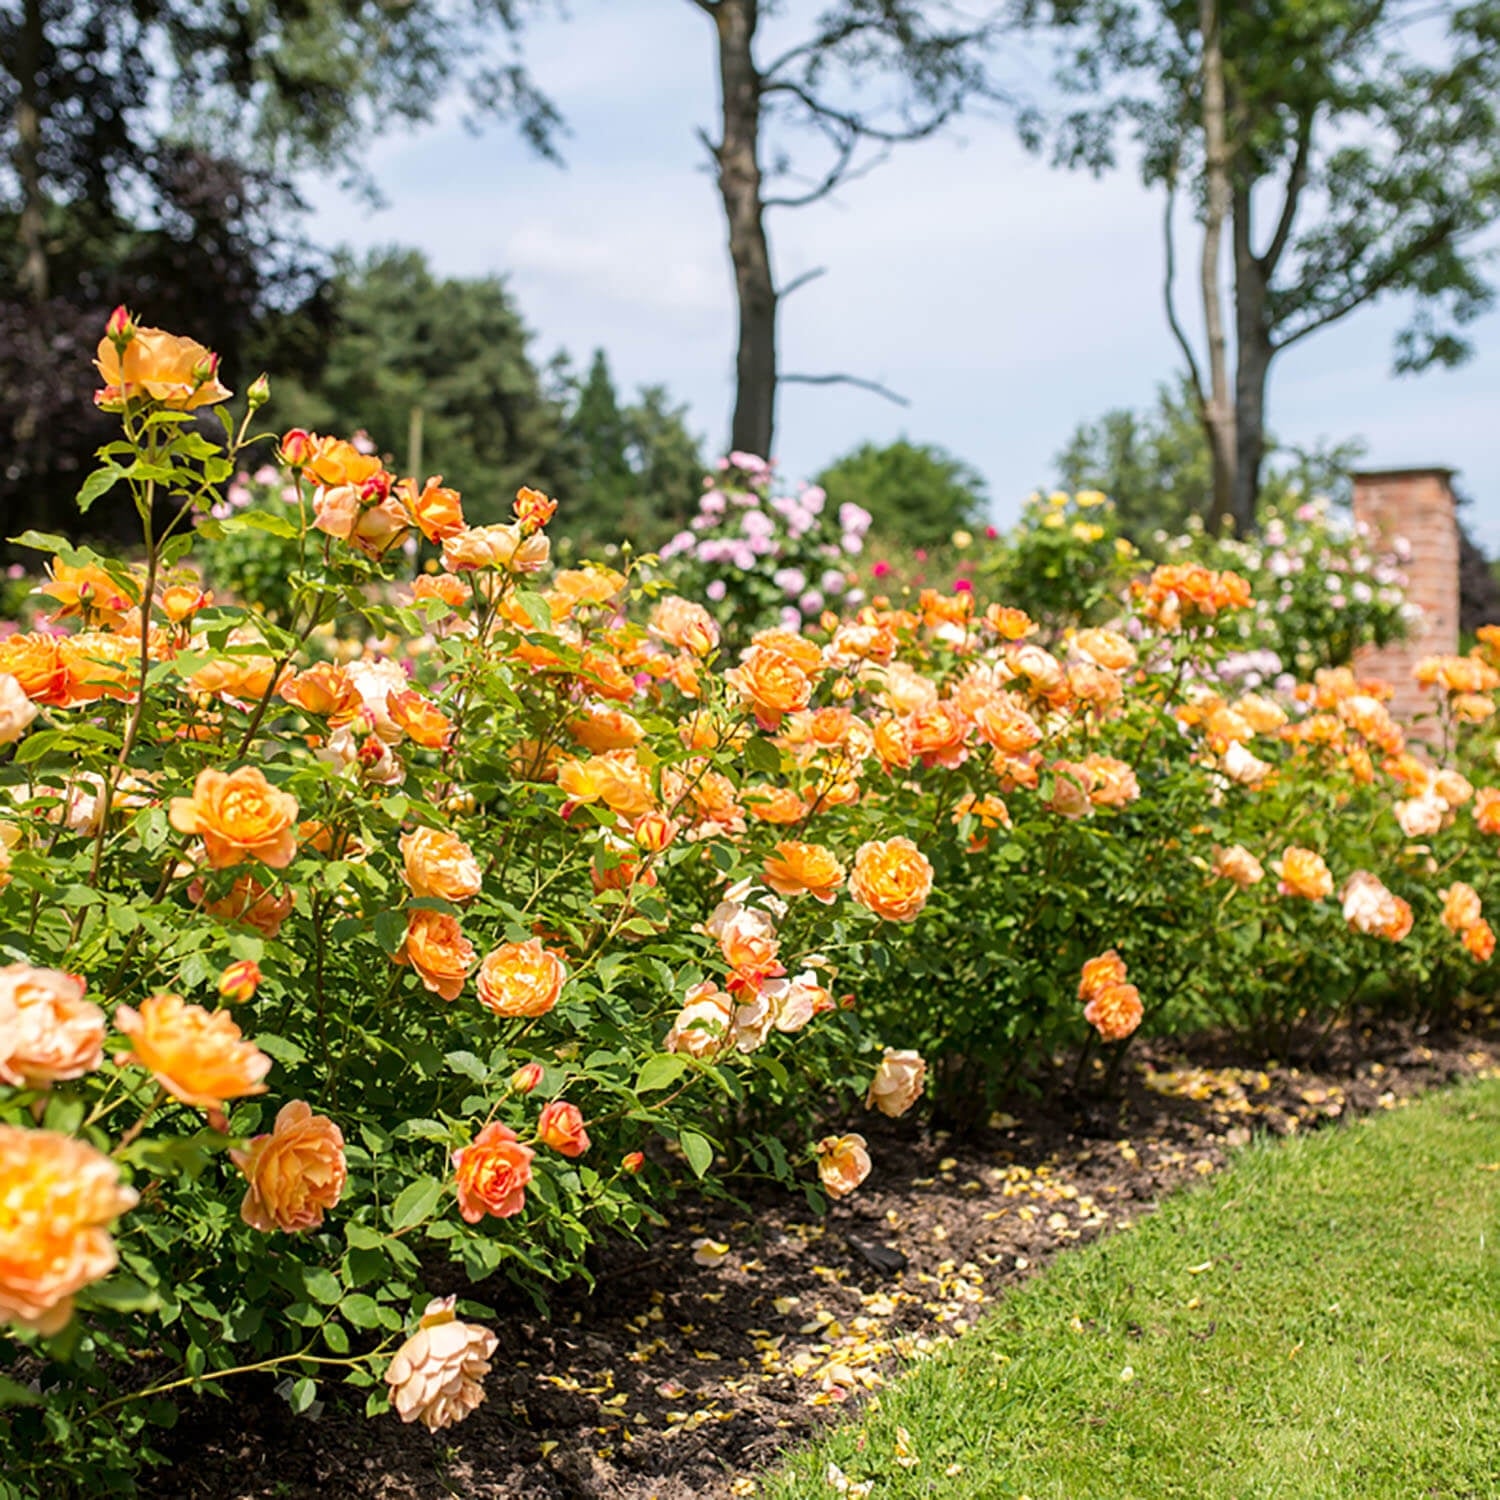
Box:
[76, 465, 126, 514]
[339, 1293, 383, 1329]
[288, 1377, 318, 1414]
[0, 1376, 43, 1409]
[302, 1267, 342, 1305]
[679, 1130, 714, 1179]
[635, 1054, 687, 1094]
[220, 510, 300, 540]
[255, 1033, 307, 1066]
[372, 909, 408, 956]
[514, 590, 553, 631]
[388, 1177, 444, 1232]
[443, 1050, 487, 1082]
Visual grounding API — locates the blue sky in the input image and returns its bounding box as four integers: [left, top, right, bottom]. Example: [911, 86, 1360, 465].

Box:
[308, 3, 1500, 548]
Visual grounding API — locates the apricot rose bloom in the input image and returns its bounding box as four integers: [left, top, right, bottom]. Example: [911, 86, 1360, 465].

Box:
[1084, 982, 1143, 1043]
[385, 1296, 498, 1432]
[0, 965, 106, 1088]
[650, 596, 720, 657]
[724, 645, 813, 729]
[1272, 846, 1334, 901]
[169, 766, 299, 870]
[536, 1100, 591, 1158]
[867, 1050, 927, 1118]
[1474, 788, 1500, 836]
[850, 837, 934, 923]
[1440, 882, 1483, 935]
[231, 1100, 347, 1233]
[0, 1126, 139, 1333]
[1464, 919, 1496, 962]
[1078, 950, 1128, 1002]
[816, 1133, 872, 1199]
[664, 981, 734, 1057]
[1340, 871, 1413, 942]
[1212, 845, 1265, 888]
[763, 841, 845, 904]
[94, 322, 232, 410]
[475, 939, 566, 1018]
[453, 1122, 534, 1222]
[114, 993, 272, 1110]
[396, 910, 477, 1001]
[0, 674, 37, 745]
[401, 828, 483, 903]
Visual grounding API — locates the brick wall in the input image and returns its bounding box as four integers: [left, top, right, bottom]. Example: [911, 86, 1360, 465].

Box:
[1351, 468, 1458, 729]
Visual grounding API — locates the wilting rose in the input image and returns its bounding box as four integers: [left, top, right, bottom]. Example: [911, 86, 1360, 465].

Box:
[1212, 845, 1265, 888]
[385, 1296, 498, 1432]
[0, 1126, 138, 1333]
[94, 322, 232, 410]
[816, 1133, 872, 1199]
[867, 1049, 927, 1118]
[1272, 846, 1334, 901]
[762, 841, 845, 904]
[475, 939, 566, 1018]
[453, 1122, 534, 1222]
[400, 828, 482, 904]
[664, 982, 734, 1057]
[232, 1100, 347, 1233]
[114, 993, 272, 1110]
[1084, 982, 1144, 1043]
[169, 766, 299, 870]
[1440, 882, 1483, 935]
[850, 837, 934, 923]
[536, 1100, 590, 1158]
[396, 910, 477, 1001]
[1078, 950, 1128, 1002]
[731, 992, 776, 1052]
[0, 965, 105, 1087]
[766, 970, 832, 1033]
[649, 596, 720, 657]
[0, 674, 38, 744]
[1044, 761, 1094, 820]
[1340, 871, 1413, 942]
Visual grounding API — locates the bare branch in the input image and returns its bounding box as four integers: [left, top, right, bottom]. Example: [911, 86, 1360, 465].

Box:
[765, 143, 893, 209]
[781, 372, 911, 407]
[1162, 171, 1208, 415]
[761, 16, 878, 83]
[1258, 108, 1314, 275]
[761, 77, 960, 147]
[778, 266, 828, 299]
[695, 125, 721, 165]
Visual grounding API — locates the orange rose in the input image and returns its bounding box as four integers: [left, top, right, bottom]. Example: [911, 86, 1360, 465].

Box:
[1072, 628, 1136, 672]
[1082, 754, 1139, 808]
[442, 523, 550, 574]
[0, 673, 37, 744]
[218, 959, 262, 1004]
[724, 646, 813, 729]
[231, 1100, 347, 1233]
[401, 477, 466, 543]
[536, 1100, 590, 1158]
[280, 663, 365, 725]
[1078, 950, 1128, 1002]
[193, 874, 295, 938]
[1474, 788, 1500, 836]
[396, 909, 477, 1001]
[1272, 846, 1333, 900]
[907, 702, 970, 770]
[972, 696, 1041, 756]
[513, 485, 558, 531]
[453, 1122, 534, 1222]
[169, 766, 299, 870]
[664, 981, 734, 1057]
[1464, 919, 1496, 962]
[986, 605, 1037, 640]
[94, 321, 231, 409]
[38, 558, 141, 629]
[566, 706, 645, 754]
[304, 435, 386, 490]
[114, 993, 272, 1109]
[0, 1126, 138, 1333]
[706, 901, 781, 977]
[816, 1133, 871, 1199]
[1084, 982, 1143, 1043]
[400, 827, 482, 904]
[0, 632, 68, 705]
[1440, 882, 1483, 934]
[475, 939, 566, 1018]
[160, 584, 211, 624]
[1340, 870, 1412, 942]
[1212, 845, 1265, 888]
[850, 837, 933, 923]
[413, 572, 471, 610]
[386, 1296, 499, 1432]
[650, 597, 720, 657]
[763, 841, 845, 904]
[57, 630, 140, 704]
[0, 965, 105, 1088]
[387, 689, 455, 751]
[744, 786, 809, 825]
[867, 1049, 926, 1118]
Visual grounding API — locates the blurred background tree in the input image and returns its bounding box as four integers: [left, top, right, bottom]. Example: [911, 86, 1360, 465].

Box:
[817, 438, 988, 547]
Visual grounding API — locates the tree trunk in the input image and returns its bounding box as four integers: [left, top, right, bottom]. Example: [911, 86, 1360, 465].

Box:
[1231, 184, 1272, 534]
[1198, 0, 1236, 531]
[14, 0, 48, 304]
[712, 0, 777, 459]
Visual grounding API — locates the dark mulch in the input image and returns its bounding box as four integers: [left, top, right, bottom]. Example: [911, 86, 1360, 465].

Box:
[156, 1010, 1499, 1500]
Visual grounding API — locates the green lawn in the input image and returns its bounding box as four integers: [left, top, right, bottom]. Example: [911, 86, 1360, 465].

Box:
[766, 1080, 1500, 1500]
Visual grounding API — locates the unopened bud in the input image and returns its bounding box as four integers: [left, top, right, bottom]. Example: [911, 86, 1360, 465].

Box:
[247, 372, 271, 409]
[218, 959, 262, 1004]
[510, 1062, 544, 1095]
[105, 305, 136, 346]
[190, 352, 220, 388]
[622, 1151, 645, 1175]
[632, 812, 677, 853]
[280, 428, 314, 468]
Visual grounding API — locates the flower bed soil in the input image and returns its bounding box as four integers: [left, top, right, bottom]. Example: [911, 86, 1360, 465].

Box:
[157, 1011, 1498, 1500]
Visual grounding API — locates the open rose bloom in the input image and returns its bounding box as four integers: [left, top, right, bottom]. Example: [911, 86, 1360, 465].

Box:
[5, 322, 1499, 1463]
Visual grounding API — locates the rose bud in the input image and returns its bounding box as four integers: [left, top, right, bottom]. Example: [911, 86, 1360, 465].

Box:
[509, 1062, 544, 1095]
[280, 428, 314, 468]
[622, 1151, 645, 1175]
[536, 1099, 590, 1158]
[246, 373, 271, 409]
[105, 305, 136, 344]
[632, 812, 677, 853]
[218, 959, 263, 1005]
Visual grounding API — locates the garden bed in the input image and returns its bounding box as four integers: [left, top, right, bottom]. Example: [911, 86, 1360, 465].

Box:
[156, 1007, 1498, 1500]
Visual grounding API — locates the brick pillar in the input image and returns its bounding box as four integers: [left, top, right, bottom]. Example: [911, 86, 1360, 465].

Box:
[1351, 467, 1459, 729]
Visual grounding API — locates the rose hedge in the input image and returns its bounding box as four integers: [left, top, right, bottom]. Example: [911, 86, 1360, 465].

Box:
[0, 316, 1496, 1494]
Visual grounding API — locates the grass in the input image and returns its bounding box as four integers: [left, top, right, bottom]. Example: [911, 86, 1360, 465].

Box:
[766, 1080, 1500, 1500]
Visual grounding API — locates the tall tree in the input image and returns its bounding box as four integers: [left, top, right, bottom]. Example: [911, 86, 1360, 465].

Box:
[686, 1, 1003, 459]
[817, 437, 987, 544]
[1044, 0, 1500, 531]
